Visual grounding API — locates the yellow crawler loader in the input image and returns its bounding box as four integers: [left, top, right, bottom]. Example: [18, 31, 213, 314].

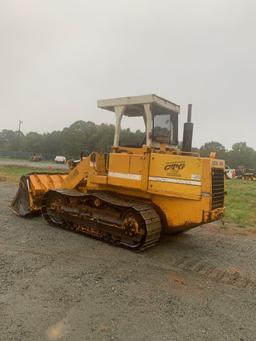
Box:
[12, 95, 225, 251]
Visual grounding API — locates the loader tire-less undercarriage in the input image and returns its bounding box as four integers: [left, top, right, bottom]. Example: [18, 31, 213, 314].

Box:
[42, 190, 161, 251]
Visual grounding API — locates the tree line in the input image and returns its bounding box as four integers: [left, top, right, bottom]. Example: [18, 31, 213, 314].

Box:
[0, 120, 255, 169]
[196, 141, 256, 169]
[0, 121, 144, 159]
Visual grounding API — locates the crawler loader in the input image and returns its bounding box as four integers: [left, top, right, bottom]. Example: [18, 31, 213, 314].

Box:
[12, 95, 225, 251]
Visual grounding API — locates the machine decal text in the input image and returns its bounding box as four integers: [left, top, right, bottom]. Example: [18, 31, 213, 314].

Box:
[164, 161, 186, 171]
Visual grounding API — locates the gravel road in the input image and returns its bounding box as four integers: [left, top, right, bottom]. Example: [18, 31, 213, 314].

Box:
[0, 158, 68, 170]
[0, 181, 256, 341]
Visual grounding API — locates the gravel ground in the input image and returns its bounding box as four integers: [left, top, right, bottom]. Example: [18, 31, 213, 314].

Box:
[0, 181, 256, 341]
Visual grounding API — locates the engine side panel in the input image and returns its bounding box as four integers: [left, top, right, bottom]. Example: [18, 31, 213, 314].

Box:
[148, 153, 203, 200]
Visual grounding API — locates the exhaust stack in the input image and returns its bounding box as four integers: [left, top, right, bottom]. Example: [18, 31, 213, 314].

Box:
[182, 104, 193, 152]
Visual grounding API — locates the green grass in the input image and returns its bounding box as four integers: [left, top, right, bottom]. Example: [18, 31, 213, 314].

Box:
[224, 180, 256, 227]
[0, 165, 66, 182]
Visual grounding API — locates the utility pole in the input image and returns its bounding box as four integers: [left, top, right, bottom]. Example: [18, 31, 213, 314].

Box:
[17, 120, 23, 150]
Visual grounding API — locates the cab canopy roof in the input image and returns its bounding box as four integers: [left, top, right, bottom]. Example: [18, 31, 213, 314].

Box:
[97, 94, 180, 117]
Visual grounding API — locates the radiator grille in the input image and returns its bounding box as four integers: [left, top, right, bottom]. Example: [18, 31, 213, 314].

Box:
[212, 168, 225, 209]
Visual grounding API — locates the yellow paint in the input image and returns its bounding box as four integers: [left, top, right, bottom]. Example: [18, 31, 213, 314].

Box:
[24, 148, 225, 233]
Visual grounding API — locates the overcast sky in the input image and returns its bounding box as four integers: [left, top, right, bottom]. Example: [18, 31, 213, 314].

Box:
[0, 0, 255, 149]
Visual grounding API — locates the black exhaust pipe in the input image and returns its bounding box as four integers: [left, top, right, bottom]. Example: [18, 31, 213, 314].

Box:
[182, 104, 193, 152]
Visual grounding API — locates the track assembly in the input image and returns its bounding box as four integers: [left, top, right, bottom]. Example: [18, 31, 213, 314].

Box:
[42, 190, 161, 251]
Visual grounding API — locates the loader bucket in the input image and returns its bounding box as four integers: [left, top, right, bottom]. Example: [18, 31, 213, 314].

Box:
[12, 175, 32, 216]
[11, 172, 67, 216]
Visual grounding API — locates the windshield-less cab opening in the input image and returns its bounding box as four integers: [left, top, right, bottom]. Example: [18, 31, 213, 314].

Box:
[119, 115, 146, 147]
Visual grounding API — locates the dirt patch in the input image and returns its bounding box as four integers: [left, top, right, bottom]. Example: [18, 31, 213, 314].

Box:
[0, 181, 256, 340]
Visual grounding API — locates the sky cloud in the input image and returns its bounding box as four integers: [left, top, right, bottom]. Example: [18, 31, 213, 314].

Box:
[0, 0, 255, 149]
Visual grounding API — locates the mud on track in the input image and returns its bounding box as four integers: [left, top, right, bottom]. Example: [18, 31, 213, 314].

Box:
[0, 181, 256, 340]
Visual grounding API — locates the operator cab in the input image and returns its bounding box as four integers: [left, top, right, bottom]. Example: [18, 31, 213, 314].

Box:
[97, 94, 180, 150]
[152, 109, 178, 146]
